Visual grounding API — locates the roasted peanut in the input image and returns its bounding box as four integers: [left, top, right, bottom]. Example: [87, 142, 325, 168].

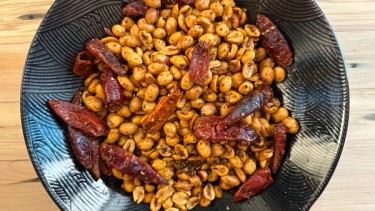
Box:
[138, 18, 155, 33]
[189, 97, 203, 109]
[83, 94, 103, 113]
[123, 179, 135, 193]
[174, 144, 189, 159]
[169, 31, 185, 45]
[160, 45, 180, 56]
[117, 75, 134, 92]
[189, 175, 203, 187]
[124, 51, 143, 67]
[282, 116, 299, 134]
[142, 101, 156, 113]
[238, 81, 254, 95]
[219, 76, 232, 93]
[197, 33, 217, 48]
[272, 107, 289, 123]
[174, 180, 192, 192]
[166, 17, 178, 36]
[194, 0, 210, 10]
[274, 66, 286, 83]
[144, 0, 161, 8]
[220, 103, 233, 116]
[170, 55, 188, 69]
[203, 183, 215, 201]
[139, 31, 153, 50]
[226, 30, 244, 44]
[177, 35, 195, 50]
[133, 186, 145, 204]
[244, 158, 256, 175]
[220, 5, 231, 20]
[172, 192, 189, 205]
[105, 128, 120, 143]
[106, 113, 124, 129]
[186, 196, 200, 210]
[178, 14, 189, 32]
[200, 103, 217, 116]
[260, 66, 275, 85]
[225, 90, 242, 104]
[120, 35, 142, 48]
[254, 47, 267, 62]
[229, 156, 243, 169]
[157, 71, 174, 86]
[212, 164, 229, 177]
[188, 25, 204, 38]
[197, 139, 211, 158]
[215, 22, 230, 37]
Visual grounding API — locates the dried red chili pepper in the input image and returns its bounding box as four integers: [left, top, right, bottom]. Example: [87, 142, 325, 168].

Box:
[256, 14, 293, 68]
[68, 127, 93, 168]
[68, 126, 101, 180]
[99, 155, 112, 176]
[216, 85, 274, 131]
[100, 143, 168, 185]
[233, 167, 273, 203]
[123, 0, 148, 16]
[72, 51, 96, 77]
[162, 0, 194, 5]
[189, 41, 210, 84]
[67, 90, 92, 169]
[142, 87, 181, 133]
[270, 123, 287, 174]
[64, 89, 102, 180]
[101, 68, 125, 111]
[85, 39, 126, 76]
[89, 139, 101, 180]
[194, 116, 259, 143]
[49, 100, 108, 137]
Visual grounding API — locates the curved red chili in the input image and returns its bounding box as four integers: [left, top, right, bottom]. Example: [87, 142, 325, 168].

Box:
[73, 51, 96, 77]
[101, 68, 125, 111]
[100, 143, 168, 185]
[270, 123, 287, 174]
[85, 39, 126, 76]
[49, 100, 108, 137]
[216, 85, 274, 131]
[189, 41, 210, 84]
[256, 14, 293, 68]
[194, 116, 259, 143]
[233, 167, 273, 203]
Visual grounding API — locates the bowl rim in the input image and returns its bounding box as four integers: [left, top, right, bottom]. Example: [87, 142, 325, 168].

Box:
[20, 0, 350, 210]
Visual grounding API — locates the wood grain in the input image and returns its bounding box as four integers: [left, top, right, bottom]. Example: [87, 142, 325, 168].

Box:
[0, 0, 374, 210]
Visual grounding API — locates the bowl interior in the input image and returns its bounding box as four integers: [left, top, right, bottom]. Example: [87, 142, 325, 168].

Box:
[21, 0, 349, 210]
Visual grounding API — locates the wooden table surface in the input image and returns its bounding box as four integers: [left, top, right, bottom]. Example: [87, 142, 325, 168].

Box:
[0, 0, 374, 210]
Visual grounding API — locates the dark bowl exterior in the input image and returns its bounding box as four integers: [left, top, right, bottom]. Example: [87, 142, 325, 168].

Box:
[21, 0, 349, 210]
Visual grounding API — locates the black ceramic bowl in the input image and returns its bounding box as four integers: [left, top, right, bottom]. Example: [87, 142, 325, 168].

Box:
[21, 0, 349, 210]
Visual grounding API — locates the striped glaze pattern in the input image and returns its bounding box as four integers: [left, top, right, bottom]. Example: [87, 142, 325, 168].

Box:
[21, 0, 349, 210]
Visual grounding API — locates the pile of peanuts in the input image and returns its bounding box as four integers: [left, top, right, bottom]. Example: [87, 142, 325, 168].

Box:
[81, 0, 299, 210]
